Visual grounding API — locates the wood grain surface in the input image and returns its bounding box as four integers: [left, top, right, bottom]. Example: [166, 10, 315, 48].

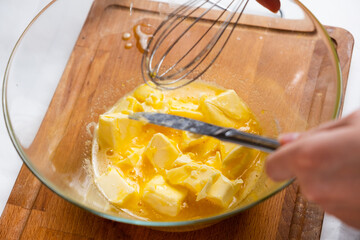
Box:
[0, 0, 354, 239]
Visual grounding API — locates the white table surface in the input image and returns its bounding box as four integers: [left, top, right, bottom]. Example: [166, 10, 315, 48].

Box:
[1, 0, 360, 239]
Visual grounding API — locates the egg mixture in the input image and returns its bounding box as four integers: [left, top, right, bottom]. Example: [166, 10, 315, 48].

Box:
[92, 82, 266, 221]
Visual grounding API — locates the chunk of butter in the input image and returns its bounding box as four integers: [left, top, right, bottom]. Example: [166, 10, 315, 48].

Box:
[97, 113, 143, 152]
[115, 147, 144, 168]
[145, 92, 164, 109]
[222, 146, 254, 179]
[220, 142, 238, 159]
[186, 136, 220, 157]
[179, 132, 204, 150]
[205, 151, 222, 169]
[206, 174, 243, 208]
[145, 133, 179, 169]
[96, 168, 136, 206]
[172, 154, 193, 168]
[166, 163, 219, 194]
[201, 99, 236, 128]
[168, 99, 203, 120]
[207, 90, 250, 121]
[112, 96, 144, 114]
[169, 109, 203, 120]
[133, 84, 163, 106]
[142, 175, 187, 217]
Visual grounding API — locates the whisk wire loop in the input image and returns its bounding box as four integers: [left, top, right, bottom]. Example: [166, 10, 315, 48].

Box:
[155, 0, 235, 80]
[155, 0, 246, 82]
[151, 0, 224, 77]
[142, 0, 250, 89]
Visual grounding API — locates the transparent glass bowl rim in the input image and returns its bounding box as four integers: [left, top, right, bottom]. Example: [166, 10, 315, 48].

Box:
[2, 0, 342, 227]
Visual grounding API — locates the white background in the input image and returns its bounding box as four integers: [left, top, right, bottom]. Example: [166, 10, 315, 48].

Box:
[0, 0, 360, 239]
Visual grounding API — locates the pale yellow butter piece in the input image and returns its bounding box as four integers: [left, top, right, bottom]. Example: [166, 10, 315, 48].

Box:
[237, 157, 264, 202]
[142, 175, 187, 217]
[222, 146, 255, 179]
[112, 96, 144, 114]
[133, 84, 159, 102]
[145, 133, 179, 169]
[166, 163, 219, 194]
[220, 142, 238, 158]
[97, 113, 143, 152]
[168, 99, 203, 120]
[201, 99, 236, 128]
[179, 132, 204, 150]
[180, 132, 220, 156]
[96, 168, 136, 206]
[168, 99, 198, 111]
[145, 92, 164, 109]
[169, 109, 203, 120]
[127, 96, 144, 112]
[186, 136, 220, 157]
[140, 102, 158, 113]
[207, 90, 250, 121]
[205, 151, 222, 169]
[115, 147, 144, 168]
[133, 84, 164, 109]
[126, 147, 145, 166]
[172, 154, 193, 168]
[206, 174, 243, 208]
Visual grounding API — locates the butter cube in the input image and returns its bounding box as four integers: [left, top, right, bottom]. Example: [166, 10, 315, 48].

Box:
[115, 147, 144, 168]
[186, 136, 220, 157]
[172, 154, 193, 168]
[179, 132, 204, 150]
[97, 113, 143, 152]
[112, 96, 144, 114]
[133, 84, 163, 108]
[206, 174, 243, 208]
[205, 151, 222, 169]
[222, 146, 255, 179]
[207, 90, 250, 121]
[168, 99, 199, 111]
[180, 131, 220, 157]
[143, 175, 187, 217]
[201, 99, 237, 128]
[168, 100, 203, 120]
[220, 142, 238, 158]
[145, 133, 179, 169]
[145, 93, 164, 109]
[96, 168, 136, 206]
[133, 84, 158, 102]
[169, 109, 203, 120]
[237, 157, 264, 202]
[166, 163, 219, 194]
[126, 147, 145, 166]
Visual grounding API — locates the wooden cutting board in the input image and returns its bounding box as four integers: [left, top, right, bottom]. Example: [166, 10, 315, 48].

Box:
[0, 0, 354, 239]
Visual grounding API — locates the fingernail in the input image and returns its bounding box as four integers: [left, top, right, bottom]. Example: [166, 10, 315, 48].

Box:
[279, 133, 300, 145]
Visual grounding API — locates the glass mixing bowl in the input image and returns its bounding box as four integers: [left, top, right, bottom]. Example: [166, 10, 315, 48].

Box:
[3, 0, 340, 231]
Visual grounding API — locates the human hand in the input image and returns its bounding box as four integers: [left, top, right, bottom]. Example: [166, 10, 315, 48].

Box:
[266, 110, 360, 229]
[256, 0, 281, 13]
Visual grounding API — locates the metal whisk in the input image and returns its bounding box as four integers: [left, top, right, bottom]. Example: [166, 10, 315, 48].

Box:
[141, 0, 249, 90]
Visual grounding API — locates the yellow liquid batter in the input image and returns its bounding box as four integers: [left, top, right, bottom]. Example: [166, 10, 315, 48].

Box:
[92, 81, 266, 221]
